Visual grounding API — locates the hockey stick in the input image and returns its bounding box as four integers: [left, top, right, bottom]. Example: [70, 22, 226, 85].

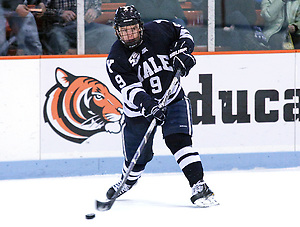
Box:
[96, 69, 181, 211]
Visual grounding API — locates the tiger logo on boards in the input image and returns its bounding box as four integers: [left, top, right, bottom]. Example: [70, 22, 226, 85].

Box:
[44, 67, 123, 143]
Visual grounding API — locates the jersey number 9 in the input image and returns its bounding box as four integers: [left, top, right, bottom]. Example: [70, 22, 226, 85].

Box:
[115, 74, 126, 89]
[150, 76, 162, 94]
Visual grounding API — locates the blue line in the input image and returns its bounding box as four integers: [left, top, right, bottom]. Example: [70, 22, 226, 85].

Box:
[0, 152, 299, 180]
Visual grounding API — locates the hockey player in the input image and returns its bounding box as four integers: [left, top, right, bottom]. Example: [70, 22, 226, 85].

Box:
[105, 5, 218, 207]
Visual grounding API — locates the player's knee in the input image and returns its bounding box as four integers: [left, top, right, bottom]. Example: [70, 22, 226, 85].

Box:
[165, 133, 192, 154]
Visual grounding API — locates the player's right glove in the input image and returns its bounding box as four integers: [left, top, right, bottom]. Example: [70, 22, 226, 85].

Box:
[170, 39, 196, 77]
[141, 99, 166, 125]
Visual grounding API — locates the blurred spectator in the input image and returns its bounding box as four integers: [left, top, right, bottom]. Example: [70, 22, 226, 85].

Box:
[193, 0, 267, 50]
[0, 0, 5, 55]
[191, 0, 203, 9]
[42, 0, 116, 55]
[255, 0, 263, 9]
[0, 0, 43, 55]
[261, 0, 300, 50]
[126, 0, 187, 27]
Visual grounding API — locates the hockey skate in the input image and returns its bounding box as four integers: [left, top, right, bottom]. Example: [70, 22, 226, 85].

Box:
[106, 180, 136, 199]
[190, 180, 219, 208]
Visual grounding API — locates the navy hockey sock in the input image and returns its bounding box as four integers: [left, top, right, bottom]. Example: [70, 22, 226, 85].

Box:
[165, 134, 204, 187]
[182, 161, 204, 187]
[173, 146, 204, 187]
[122, 161, 146, 185]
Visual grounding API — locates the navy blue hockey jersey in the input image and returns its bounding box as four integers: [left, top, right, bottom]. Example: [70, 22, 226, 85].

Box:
[106, 20, 194, 118]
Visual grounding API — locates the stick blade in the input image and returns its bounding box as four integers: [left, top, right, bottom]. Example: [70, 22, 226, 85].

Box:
[95, 200, 114, 211]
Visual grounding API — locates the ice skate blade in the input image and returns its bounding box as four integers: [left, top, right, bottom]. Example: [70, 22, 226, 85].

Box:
[193, 195, 220, 208]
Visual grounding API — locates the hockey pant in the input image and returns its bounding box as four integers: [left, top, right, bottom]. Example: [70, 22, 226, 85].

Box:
[120, 98, 204, 187]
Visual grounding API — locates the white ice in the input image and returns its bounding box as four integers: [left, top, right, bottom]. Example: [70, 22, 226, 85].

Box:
[1, 168, 299, 227]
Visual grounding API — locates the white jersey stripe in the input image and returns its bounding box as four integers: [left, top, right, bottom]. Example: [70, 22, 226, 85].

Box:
[179, 28, 194, 41]
[121, 82, 144, 106]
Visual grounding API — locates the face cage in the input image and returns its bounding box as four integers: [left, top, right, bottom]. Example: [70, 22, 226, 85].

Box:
[116, 23, 143, 49]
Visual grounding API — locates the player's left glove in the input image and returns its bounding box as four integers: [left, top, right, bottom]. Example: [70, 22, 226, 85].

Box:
[170, 39, 196, 77]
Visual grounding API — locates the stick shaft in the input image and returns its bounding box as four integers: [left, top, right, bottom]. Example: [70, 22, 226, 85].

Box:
[96, 70, 181, 211]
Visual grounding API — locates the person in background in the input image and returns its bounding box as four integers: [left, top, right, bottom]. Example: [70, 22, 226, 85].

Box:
[255, 0, 263, 9]
[110, 0, 126, 2]
[0, 0, 6, 55]
[0, 0, 44, 55]
[126, 0, 187, 27]
[261, 0, 300, 49]
[42, 0, 116, 55]
[192, 0, 267, 50]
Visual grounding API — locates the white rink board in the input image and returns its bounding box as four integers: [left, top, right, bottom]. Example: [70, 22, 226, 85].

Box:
[40, 57, 125, 160]
[296, 52, 300, 153]
[0, 52, 299, 162]
[183, 53, 296, 154]
[0, 58, 40, 161]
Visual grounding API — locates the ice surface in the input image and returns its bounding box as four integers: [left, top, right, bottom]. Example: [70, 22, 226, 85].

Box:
[1, 168, 299, 227]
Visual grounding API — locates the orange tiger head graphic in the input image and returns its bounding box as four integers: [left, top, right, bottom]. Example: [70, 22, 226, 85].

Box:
[44, 67, 123, 143]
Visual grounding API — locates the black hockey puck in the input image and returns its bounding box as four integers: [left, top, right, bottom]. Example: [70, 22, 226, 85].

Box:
[85, 213, 96, 219]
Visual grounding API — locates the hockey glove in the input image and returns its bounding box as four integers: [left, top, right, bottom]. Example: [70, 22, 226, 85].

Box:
[170, 39, 196, 77]
[141, 99, 166, 125]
